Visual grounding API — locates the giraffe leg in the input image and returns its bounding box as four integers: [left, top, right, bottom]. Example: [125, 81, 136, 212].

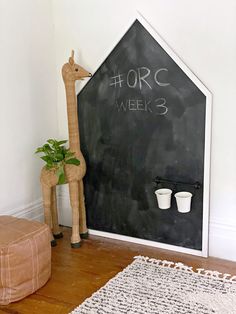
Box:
[79, 180, 88, 239]
[68, 181, 81, 248]
[51, 186, 63, 239]
[41, 184, 56, 247]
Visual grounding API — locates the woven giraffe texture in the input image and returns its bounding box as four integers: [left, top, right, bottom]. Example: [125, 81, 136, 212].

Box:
[71, 256, 236, 314]
[40, 51, 91, 246]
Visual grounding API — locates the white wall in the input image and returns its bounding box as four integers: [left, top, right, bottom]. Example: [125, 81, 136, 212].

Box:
[52, 0, 236, 261]
[0, 0, 58, 220]
[1, 0, 234, 261]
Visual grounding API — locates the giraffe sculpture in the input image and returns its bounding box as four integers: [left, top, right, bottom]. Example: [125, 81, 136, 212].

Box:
[41, 50, 92, 248]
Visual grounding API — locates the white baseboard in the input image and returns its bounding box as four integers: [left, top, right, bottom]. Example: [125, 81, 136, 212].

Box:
[209, 219, 236, 262]
[58, 190, 236, 261]
[2, 195, 236, 261]
[1, 199, 44, 222]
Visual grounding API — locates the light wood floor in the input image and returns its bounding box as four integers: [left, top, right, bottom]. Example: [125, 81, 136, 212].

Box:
[0, 227, 236, 314]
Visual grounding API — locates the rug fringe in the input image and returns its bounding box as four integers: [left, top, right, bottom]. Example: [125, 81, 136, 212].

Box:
[134, 256, 236, 282]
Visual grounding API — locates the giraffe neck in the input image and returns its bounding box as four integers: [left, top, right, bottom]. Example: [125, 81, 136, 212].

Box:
[64, 81, 81, 153]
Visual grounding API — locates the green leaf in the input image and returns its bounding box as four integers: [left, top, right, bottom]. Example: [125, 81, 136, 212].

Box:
[56, 166, 66, 184]
[46, 163, 54, 170]
[65, 158, 80, 166]
[47, 139, 55, 145]
[58, 172, 66, 184]
[40, 156, 53, 163]
[65, 151, 74, 158]
[35, 139, 78, 173]
[42, 144, 53, 154]
[57, 140, 67, 146]
[55, 153, 64, 161]
[35, 147, 44, 154]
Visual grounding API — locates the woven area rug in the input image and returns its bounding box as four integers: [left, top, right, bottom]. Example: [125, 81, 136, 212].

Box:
[71, 256, 236, 314]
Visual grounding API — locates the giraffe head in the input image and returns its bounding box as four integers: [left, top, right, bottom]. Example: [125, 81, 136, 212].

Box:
[62, 50, 92, 83]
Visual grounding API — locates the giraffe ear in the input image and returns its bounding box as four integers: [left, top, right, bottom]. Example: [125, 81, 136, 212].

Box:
[69, 50, 75, 65]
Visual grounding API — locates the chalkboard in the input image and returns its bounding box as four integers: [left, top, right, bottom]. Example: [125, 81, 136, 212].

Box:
[77, 18, 211, 254]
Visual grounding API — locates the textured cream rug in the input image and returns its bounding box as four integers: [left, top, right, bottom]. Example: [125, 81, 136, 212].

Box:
[71, 256, 236, 314]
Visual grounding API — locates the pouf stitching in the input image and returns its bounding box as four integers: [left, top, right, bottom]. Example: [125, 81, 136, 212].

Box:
[0, 221, 51, 305]
[0, 225, 49, 248]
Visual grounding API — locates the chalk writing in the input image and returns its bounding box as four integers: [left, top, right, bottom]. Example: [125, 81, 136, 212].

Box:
[110, 66, 171, 115]
[155, 98, 168, 115]
[127, 70, 137, 88]
[154, 68, 170, 87]
[110, 74, 124, 88]
[115, 98, 169, 115]
[137, 67, 152, 90]
[116, 99, 152, 113]
[110, 66, 170, 90]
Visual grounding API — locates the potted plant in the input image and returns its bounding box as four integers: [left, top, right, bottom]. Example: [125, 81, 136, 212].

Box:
[35, 139, 80, 184]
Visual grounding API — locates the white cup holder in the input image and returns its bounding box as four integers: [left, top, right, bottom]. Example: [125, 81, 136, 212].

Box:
[155, 188, 172, 209]
[175, 191, 192, 213]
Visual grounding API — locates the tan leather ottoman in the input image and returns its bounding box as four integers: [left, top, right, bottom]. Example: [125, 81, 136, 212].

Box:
[0, 216, 51, 305]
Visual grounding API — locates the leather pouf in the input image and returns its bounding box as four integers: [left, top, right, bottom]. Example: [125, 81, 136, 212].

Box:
[0, 216, 51, 305]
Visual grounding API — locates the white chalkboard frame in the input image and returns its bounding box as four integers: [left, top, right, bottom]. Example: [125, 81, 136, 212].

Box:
[83, 12, 212, 257]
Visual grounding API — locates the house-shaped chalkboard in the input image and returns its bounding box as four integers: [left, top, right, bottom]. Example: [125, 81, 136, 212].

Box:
[77, 15, 212, 256]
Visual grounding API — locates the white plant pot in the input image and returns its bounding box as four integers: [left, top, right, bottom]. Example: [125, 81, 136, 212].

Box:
[155, 188, 172, 209]
[175, 192, 192, 213]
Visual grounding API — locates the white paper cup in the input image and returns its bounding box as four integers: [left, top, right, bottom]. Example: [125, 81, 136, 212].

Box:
[155, 188, 172, 209]
[175, 191, 192, 213]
